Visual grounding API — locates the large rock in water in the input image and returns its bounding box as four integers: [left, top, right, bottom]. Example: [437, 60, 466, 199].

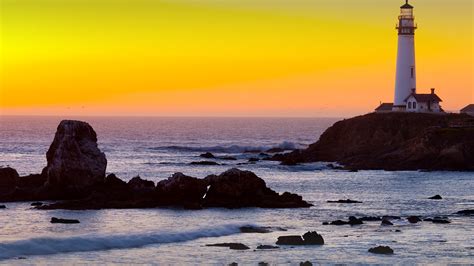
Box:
[275, 113, 474, 171]
[203, 168, 312, 208]
[42, 120, 107, 193]
[0, 167, 20, 193]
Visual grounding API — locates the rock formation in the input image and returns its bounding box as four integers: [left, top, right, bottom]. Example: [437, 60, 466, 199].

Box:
[42, 120, 107, 194]
[275, 113, 474, 171]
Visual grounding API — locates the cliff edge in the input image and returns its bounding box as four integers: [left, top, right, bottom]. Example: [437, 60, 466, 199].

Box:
[276, 113, 474, 171]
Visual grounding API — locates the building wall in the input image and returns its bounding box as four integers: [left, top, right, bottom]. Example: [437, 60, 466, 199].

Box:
[406, 96, 441, 113]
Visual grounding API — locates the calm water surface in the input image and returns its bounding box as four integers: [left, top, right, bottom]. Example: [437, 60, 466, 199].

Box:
[0, 116, 472, 264]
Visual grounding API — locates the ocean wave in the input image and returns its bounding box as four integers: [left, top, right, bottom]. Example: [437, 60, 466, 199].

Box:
[0, 224, 251, 260]
[150, 141, 305, 154]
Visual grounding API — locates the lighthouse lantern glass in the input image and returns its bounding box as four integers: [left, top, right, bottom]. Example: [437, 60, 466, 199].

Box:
[400, 8, 413, 18]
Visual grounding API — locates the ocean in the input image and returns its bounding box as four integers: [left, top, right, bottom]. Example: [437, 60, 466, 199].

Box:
[0, 116, 473, 264]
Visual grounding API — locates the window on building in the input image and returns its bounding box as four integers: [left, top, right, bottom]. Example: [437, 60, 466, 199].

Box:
[413, 102, 417, 109]
[408, 102, 412, 109]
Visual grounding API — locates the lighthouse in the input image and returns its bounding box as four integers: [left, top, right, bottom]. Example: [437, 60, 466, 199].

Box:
[393, 0, 417, 111]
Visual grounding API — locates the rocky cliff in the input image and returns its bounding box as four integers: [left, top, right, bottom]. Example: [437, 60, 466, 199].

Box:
[276, 113, 474, 171]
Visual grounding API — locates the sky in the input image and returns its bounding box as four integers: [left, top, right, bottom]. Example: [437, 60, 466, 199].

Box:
[0, 0, 472, 117]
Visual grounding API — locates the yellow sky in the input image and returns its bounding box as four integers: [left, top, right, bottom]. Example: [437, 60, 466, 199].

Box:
[0, 0, 472, 117]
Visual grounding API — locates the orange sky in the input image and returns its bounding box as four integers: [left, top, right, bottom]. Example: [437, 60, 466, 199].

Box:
[0, 0, 473, 117]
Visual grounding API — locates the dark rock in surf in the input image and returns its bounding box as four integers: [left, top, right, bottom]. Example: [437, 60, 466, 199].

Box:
[219, 156, 237, 161]
[266, 148, 285, 153]
[256, 245, 279, 250]
[42, 120, 107, 196]
[429, 195, 443, 200]
[407, 216, 422, 223]
[0, 205, 6, 209]
[360, 216, 382, 221]
[200, 152, 216, 159]
[327, 199, 362, 204]
[190, 161, 220, 166]
[456, 209, 474, 216]
[206, 243, 250, 250]
[348, 216, 364, 225]
[50, 217, 80, 224]
[248, 158, 260, 163]
[276, 231, 324, 245]
[368, 246, 394, 255]
[240, 226, 271, 234]
[330, 220, 349, 225]
[31, 202, 43, 207]
[381, 219, 394, 226]
[300, 261, 313, 266]
[432, 218, 451, 224]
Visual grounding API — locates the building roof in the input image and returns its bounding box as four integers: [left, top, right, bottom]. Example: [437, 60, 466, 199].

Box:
[461, 104, 474, 112]
[401, 0, 414, 9]
[375, 103, 394, 111]
[405, 93, 443, 103]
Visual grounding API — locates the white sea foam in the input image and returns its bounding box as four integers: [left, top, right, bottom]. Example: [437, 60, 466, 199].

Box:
[0, 223, 252, 260]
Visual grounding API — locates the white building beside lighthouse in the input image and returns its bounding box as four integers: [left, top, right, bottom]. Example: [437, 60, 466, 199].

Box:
[375, 0, 444, 114]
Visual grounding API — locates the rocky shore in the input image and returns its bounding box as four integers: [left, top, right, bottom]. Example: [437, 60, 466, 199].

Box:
[273, 112, 474, 171]
[0, 120, 311, 210]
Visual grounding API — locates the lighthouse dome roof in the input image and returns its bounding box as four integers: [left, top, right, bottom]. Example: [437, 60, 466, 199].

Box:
[401, 1, 414, 9]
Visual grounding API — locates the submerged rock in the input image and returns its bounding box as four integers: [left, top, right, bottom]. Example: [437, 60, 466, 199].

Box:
[190, 161, 220, 166]
[381, 219, 394, 226]
[456, 209, 474, 216]
[30, 202, 43, 207]
[206, 243, 250, 250]
[276, 235, 304, 245]
[429, 195, 443, 200]
[300, 262, 313, 266]
[239, 226, 271, 234]
[432, 218, 451, 224]
[256, 245, 279, 250]
[327, 199, 362, 204]
[50, 217, 80, 224]
[368, 246, 394, 255]
[42, 120, 107, 195]
[200, 152, 216, 159]
[407, 216, 422, 224]
[0, 205, 6, 209]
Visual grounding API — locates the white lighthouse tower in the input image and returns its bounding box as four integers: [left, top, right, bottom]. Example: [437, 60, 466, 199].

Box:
[393, 0, 417, 111]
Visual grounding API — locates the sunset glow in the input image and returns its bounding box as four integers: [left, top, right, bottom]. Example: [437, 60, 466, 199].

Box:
[1, 0, 472, 116]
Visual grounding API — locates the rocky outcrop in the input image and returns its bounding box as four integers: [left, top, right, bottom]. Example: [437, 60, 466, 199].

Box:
[275, 113, 474, 171]
[203, 169, 311, 208]
[155, 173, 208, 208]
[0, 167, 19, 193]
[42, 120, 107, 194]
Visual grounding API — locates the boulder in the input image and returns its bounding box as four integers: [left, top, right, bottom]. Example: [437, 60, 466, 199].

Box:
[156, 173, 207, 206]
[256, 245, 279, 250]
[200, 152, 215, 159]
[239, 226, 271, 234]
[327, 199, 362, 204]
[0, 167, 19, 193]
[381, 219, 393, 226]
[206, 243, 250, 250]
[42, 120, 107, 193]
[368, 246, 394, 255]
[456, 209, 474, 216]
[203, 168, 311, 208]
[407, 216, 422, 223]
[429, 195, 443, 200]
[276, 235, 304, 245]
[190, 161, 220, 166]
[302, 231, 324, 245]
[128, 176, 155, 191]
[276, 231, 324, 245]
[50, 217, 80, 224]
[0, 205, 6, 209]
[348, 216, 364, 225]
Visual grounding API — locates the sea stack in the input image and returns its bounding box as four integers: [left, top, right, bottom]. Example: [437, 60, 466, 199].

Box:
[42, 120, 107, 194]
